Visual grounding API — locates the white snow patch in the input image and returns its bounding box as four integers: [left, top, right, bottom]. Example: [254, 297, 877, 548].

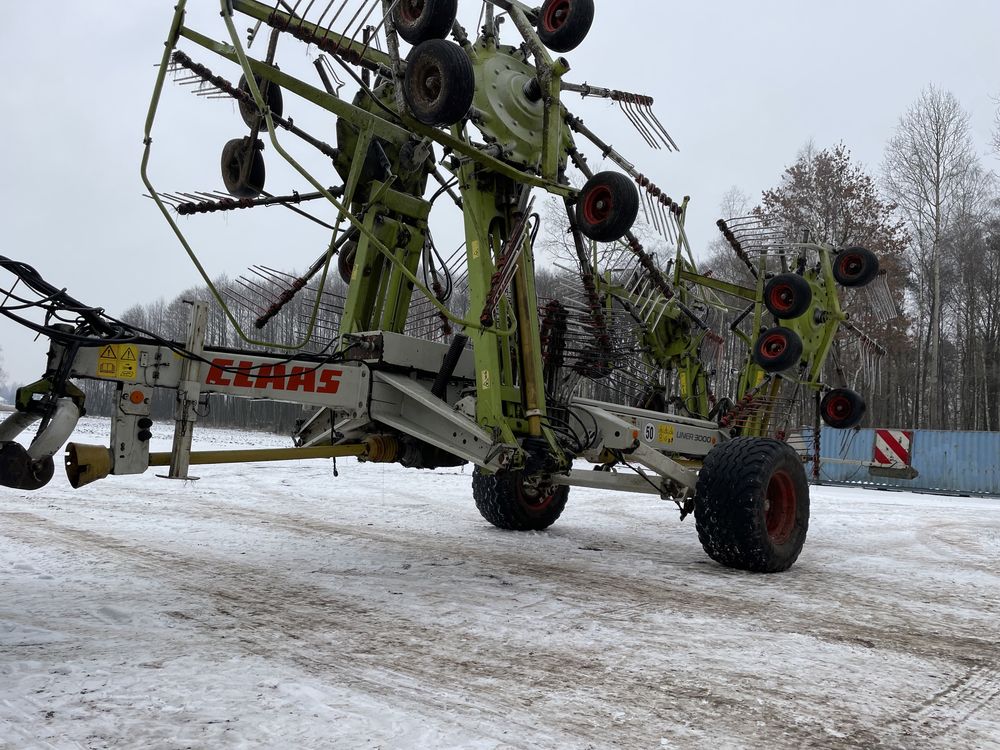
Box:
[1, 416, 998, 749]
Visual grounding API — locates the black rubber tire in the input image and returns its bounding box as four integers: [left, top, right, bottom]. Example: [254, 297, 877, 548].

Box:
[764, 273, 812, 319]
[752, 326, 803, 372]
[338, 240, 358, 284]
[403, 39, 475, 126]
[472, 468, 569, 531]
[392, 0, 458, 45]
[237, 74, 284, 129]
[536, 0, 595, 53]
[833, 246, 879, 288]
[575, 172, 640, 243]
[221, 138, 266, 198]
[695, 437, 809, 573]
[820, 388, 867, 429]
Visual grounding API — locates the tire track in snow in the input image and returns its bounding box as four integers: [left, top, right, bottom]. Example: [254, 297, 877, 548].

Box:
[5, 503, 998, 749]
[148, 497, 1000, 666]
[904, 665, 1000, 742]
[1, 510, 765, 749]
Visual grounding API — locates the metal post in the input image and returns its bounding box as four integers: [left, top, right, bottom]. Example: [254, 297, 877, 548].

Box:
[165, 301, 209, 480]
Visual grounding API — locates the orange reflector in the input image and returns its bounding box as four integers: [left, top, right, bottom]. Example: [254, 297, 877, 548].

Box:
[129, 390, 145, 405]
[632, 430, 639, 440]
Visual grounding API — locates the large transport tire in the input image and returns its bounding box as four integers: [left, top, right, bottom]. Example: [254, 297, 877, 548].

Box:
[764, 273, 812, 319]
[833, 246, 879, 288]
[694, 437, 809, 573]
[472, 468, 569, 531]
[575, 171, 640, 243]
[403, 39, 475, 126]
[751, 326, 803, 372]
[392, 0, 458, 45]
[820, 387, 867, 429]
[536, 0, 595, 53]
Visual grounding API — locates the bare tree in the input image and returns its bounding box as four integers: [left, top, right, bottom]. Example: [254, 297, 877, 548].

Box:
[700, 186, 754, 285]
[994, 96, 1000, 158]
[882, 86, 983, 429]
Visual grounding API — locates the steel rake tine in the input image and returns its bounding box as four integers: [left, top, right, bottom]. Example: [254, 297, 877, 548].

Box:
[637, 185, 652, 227]
[286, 0, 310, 29]
[663, 207, 678, 245]
[619, 101, 657, 150]
[313, 0, 340, 31]
[628, 96, 668, 150]
[298, 0, 322, 30]
[346, 0, 383, 48]
[622, 100, 659, 150]
[253, 266, 296, 287]
[238, 276, 282, 304]
[320, 0, 353, 42]
[644, 106, 679, 151]
[661, 200, 676, 243]
[644, 192, 661, 235]
[334, 0, 375, 50]
[631, 101, 666, 149]
[359, 1, 397, 59]
[226, 286, 265, 311]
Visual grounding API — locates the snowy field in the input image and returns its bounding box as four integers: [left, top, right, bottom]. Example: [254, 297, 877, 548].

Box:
[2, 417, 999, 749]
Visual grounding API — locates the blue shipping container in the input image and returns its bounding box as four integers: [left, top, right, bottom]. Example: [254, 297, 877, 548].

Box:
[801, 427, 1000, 497]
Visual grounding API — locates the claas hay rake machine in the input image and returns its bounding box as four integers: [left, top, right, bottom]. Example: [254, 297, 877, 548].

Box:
[0, 0, 890, 572]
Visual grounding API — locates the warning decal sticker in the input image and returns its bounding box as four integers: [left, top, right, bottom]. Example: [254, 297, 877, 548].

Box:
[96, 344, 139, 381]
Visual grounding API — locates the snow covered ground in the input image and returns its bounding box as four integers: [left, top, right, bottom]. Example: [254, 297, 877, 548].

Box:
[2, 417, 999, 749]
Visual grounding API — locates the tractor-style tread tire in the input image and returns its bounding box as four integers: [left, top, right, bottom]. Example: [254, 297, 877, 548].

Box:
[575, 171, 640, 243]
[472, 469, 569, 531]
[403, 39, 475, 127]
[764, 273, 813, 319]
[694, 437, 809, 573]
[537, 0, 595, 53]
[392, 0, 459, 45]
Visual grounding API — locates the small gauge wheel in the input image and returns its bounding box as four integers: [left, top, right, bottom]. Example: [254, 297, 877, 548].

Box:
[764, 273, 813, 319]
[752, 327, 804, 372]
[833, 247, 880, 288]
[221, 137, 266, 199]
[536, 0, 595, 53]
[403, 39, 476, 126]
[237, 74, 284, 129]
[392, 0, 458, 45]
[575, 172, 640, 243]
[820, 388, 867, 429]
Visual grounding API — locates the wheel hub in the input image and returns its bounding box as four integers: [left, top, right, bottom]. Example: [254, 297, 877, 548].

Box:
[401, 0, 424, 23]
[765, 470, 797, 545]
[762, 334, 787, 357]
[543, 0, 571, 32]
[583, 186, 613, 224]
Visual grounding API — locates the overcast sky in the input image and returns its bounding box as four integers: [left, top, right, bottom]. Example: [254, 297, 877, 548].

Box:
[0, 1, 998, 384]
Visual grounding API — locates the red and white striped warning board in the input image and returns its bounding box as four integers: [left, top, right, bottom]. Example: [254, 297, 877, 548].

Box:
[873, 429, 913, 468]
